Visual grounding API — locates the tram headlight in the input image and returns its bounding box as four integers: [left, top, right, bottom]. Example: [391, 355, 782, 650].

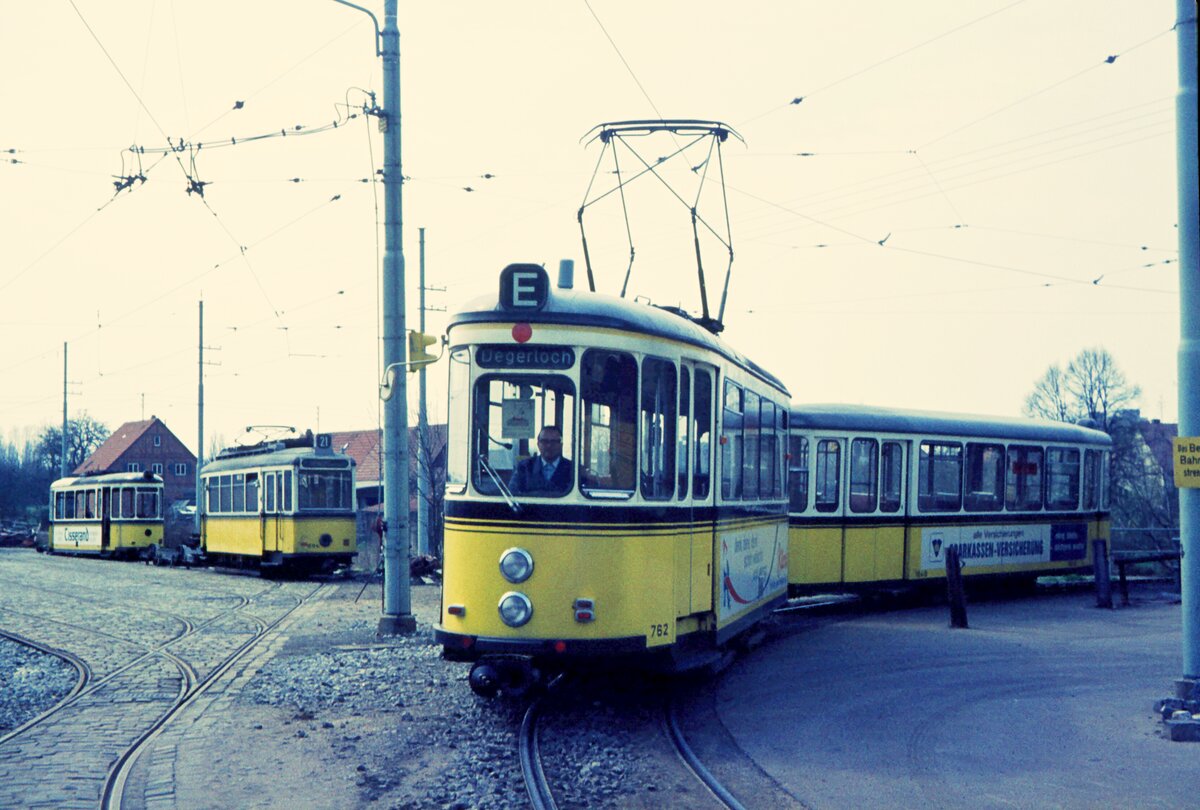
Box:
[498, 547, 534, 583]
[498, 591, 533, 627]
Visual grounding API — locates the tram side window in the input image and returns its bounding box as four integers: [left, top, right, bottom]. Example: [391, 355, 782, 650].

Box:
[282, 471, 293, 512]
[788, 436, 809, 512]
[246, 473, 259, 512]
[760, 400, 777, 500]
[1101, 451, 1111, 509]
[136, 487, 159, 518]
[579, 351, 635, 496]
[918, 442, 962, 512]
[693, 369, 713, 499]
[1006, 445, 1043, 511]
[446, 348, 470, 492]
[741, 390, 760, 499]
[677, 367, 690, 500]
[849, 438, 879, 513]
[1046, 447, 1080, 510]
[641, 358, 677, 500]
[1082, 449, 1101, 510]
[880, 441, 904, 513]
[815, 439, 841, 513]
[232, 473, 246, 512]
[265, 473, 277, 512]
[85, 489, 96, 519]
[964, 443, 1004, 512]
[121, 488, 134, 519]
[721, 381, 744, 500]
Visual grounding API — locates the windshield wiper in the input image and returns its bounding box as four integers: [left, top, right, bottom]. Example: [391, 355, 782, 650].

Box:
[478, 454, 521, 513]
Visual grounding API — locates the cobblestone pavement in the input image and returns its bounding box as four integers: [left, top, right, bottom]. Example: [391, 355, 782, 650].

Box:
[0, 549, 329, 809]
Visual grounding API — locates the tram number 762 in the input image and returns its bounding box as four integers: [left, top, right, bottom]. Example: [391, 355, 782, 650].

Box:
[648, 623, 671, 639]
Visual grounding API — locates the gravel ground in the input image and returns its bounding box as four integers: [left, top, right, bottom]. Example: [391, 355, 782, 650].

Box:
[0, 636, 77, 734]
[240, 579, 682, 809]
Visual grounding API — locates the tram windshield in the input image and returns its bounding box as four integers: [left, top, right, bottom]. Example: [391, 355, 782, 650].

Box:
[473, 375, 576, 497]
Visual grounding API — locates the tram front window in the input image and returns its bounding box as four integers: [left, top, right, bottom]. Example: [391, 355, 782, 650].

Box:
[580, 350, 637, 498]
[473, 375, 575, 498]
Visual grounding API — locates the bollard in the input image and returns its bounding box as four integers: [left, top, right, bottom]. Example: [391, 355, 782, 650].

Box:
[1093, 539, 1113, 609]
[945, 546, 969, 628]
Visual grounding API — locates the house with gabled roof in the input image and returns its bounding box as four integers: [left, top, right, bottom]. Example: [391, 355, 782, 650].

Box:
[74, 416, 197, 508]
[327, 425, 447, 511]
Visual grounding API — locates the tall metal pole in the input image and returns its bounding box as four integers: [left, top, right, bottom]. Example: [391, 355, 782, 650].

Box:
[1174, 0, 1199, 686]
[61, 343, 68, 478]
[417, 226, 429, 557]
[378, 0, 415, 634]
[196, 300, 204, 538]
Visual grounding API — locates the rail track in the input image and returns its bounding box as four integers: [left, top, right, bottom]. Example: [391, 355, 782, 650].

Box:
[100, 583, 329, 809]
[0, 570, 325, 810]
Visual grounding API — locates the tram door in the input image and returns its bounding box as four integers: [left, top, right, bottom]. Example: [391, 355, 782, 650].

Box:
[811, 437, 847, 584]
[262, 471, 280, 553]
[100, 486, 112, 551]
[683, 363, 716, 615]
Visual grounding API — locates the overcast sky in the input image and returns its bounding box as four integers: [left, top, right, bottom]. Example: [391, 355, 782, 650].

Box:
[0, 1, 1184, 454]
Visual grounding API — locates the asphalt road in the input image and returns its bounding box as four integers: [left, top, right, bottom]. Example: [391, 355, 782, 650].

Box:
[715, 590, 1196, 809]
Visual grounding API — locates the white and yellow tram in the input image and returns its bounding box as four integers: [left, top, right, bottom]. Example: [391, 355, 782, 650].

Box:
[47, 471, 164, 558]
[786, 404, 1112, 593]
[435, 263, 791, 696]
[200, 436, 357, 571]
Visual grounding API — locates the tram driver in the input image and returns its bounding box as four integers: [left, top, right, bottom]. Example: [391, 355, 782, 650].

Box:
[508, 425, 572, 495]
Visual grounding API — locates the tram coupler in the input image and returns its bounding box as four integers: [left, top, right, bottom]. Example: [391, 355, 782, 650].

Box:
[468, 656, 542, 699]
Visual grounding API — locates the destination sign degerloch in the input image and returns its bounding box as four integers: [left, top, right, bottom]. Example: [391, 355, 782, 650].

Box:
[476, 344, 576, 369]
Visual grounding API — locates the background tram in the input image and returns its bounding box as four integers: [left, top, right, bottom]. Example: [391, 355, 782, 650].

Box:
[786, 404, 1112, 594]
[47, 471, 163, 558]
[200, 435, 356, 571]
[435, 263, 791, 696]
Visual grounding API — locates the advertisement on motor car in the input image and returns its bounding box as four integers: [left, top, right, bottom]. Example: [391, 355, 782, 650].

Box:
[718, 522, 789, 623]
[921, 523, 1088, 570]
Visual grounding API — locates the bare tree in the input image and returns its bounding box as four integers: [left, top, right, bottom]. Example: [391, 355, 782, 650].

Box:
[409, 422, 447, 559]
[34, 413, 110, 475]
[1024, 364, 1077, 423]
[1064, 348, 1141, 432]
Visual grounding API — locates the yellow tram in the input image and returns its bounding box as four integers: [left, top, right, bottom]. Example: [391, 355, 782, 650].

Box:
[436, 263, 791, 696]
[199, 435, 356, 572]
[786, 404, 1112, 593]
[47, 471, 164, 558]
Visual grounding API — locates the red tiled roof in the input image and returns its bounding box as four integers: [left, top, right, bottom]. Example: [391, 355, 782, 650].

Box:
[74, 418, 157, 474]
[329, 430, 382, 482]
[328, 425, 448, 485]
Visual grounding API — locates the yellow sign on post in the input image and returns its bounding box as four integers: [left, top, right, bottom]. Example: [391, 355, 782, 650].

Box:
[1174, 437, 1200, 488]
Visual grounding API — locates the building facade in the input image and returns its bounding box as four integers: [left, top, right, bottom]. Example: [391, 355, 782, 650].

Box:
[74, 417, 197, 508]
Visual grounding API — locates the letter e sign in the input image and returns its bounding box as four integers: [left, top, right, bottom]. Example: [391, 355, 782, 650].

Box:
[499, 263, 549, 312]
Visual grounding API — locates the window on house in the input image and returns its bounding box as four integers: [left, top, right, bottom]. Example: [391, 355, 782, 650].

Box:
[153, 436, 162, 447]
[152, 463, 164, 475]
[127, 462, 142, 473]
[174, 463, 188, 476]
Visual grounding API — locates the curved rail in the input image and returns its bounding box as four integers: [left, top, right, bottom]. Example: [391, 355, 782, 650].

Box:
[101, 582, 328, 809]
[0, 628, 93, 746]
[519, 695, 557, 810]
[665, 698, 746, 810]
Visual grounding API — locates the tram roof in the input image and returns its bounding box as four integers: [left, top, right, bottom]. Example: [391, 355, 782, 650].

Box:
[50, 471, 163, 488]
[450, 282, 789, 395]
[201, 445, 354, 475]
[789, 403, 1112, 446]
